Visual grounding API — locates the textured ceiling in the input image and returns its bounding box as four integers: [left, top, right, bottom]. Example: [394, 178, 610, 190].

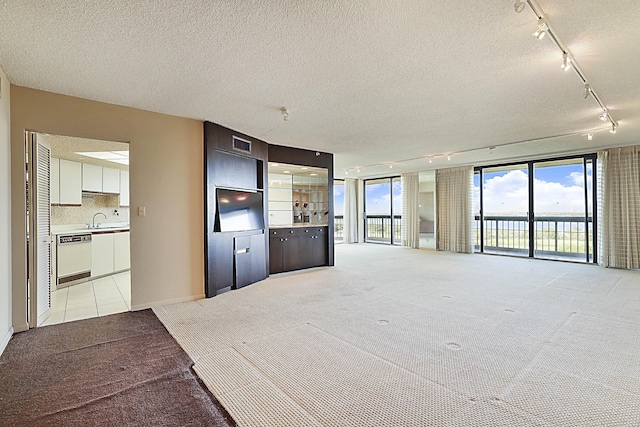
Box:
[1, 1, 639, 178]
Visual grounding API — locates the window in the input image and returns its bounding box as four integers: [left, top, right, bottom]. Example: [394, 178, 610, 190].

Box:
[334, 180, 344, 243]
[474, 154, 597, 262]
[364, 177, 402, 244]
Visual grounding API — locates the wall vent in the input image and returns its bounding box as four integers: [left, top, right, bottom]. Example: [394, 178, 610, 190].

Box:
[232, 136, 251, 153]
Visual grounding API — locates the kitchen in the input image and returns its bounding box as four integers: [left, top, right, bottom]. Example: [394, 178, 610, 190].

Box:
[43, 134, 130, 326]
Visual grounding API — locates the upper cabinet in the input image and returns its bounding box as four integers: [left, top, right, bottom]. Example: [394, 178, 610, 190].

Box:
[50, 157, 60, 204]
[58, 159, 82, 205]
[102, 167, 120, 194]
[83, 163, 121, 194]
[82, 163, 102, 192]
[119, 170, 130, 207]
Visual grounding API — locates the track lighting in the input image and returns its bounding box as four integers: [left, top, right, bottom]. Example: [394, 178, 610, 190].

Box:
[587, 133, 593, 141]
[584, 84, 592, 98]
[610, 124, 617, 134]
[561, 53, 571, 71]
[280, 107, 289, 121]
[345, 170, 349, 175]
[357, 168, 361, 173]
[600, 112, 608, 121]
[533, 18, 548, 40]
[428, 158, 433, 164]
[514, 0, 526, 13]
[447, 154, 452, 161]
[389, 164, 393, 169]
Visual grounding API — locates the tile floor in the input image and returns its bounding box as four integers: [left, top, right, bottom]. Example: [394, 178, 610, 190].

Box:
[41, 271, 131, 326]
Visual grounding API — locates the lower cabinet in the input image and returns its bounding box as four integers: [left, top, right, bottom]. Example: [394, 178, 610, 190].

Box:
[114, 232, 131, 271]
[269, 226, 328, 274]
[92, 233, 115, 277]
[92, 231, 130, 278]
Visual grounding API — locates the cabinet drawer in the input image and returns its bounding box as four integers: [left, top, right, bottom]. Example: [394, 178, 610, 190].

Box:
[269, 228, 299, 237]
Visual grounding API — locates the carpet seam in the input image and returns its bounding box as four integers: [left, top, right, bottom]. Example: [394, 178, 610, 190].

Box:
[305, 321, 465, 397]
[223, 344, 325, 426]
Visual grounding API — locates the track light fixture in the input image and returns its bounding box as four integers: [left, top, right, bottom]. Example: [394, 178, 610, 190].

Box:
[280, 107, 289, 121]
[533, 18, 548, 40]
[517, 1, 618, 134]
[514, 0, 526, 13]
[610, 124, 617, 134]
[561, 53, 571, 71]
[447, 154, 452, 161]
[587, 133, 593, 141]
[357, 168, 361, 173]
[428, 158, 433, 164]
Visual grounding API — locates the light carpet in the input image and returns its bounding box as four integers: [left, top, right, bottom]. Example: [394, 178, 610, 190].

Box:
[153, 244, 640, 426]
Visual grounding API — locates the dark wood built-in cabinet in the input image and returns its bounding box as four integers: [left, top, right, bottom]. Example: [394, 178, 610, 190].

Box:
[269, 226, 328, 274]
[204, 122, 269, 297]
[204, 122, 334, 298]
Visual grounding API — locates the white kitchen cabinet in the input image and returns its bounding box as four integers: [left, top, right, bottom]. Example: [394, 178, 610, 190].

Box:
[50, 157, 60, 204]
[59, 159, 82, 205]
[82, 163, 102, 192]
[91, 233, 115, 277]
[119, 170, 130, 206]
[102, 167, 120, 194]
[114, 231, 130, 271]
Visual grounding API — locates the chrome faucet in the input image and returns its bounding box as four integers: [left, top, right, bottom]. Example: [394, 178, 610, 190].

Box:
[92, 212, 107, 228]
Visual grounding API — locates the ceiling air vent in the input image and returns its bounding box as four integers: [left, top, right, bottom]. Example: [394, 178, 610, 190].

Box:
[232, 136, 251, 153]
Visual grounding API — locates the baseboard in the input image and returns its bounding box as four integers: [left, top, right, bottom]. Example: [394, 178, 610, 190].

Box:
[1, 327, 14, 357]
[132, 293, 206, 311]
[13, 322, 29, 333]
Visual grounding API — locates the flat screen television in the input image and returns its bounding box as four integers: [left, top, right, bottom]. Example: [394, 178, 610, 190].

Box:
[215, 188, 265, 232]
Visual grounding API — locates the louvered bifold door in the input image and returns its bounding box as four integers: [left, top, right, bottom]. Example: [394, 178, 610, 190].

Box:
[31, 133, 52, 326]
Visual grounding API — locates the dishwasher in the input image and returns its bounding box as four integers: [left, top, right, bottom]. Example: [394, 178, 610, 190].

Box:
[57, 233, 92, 286]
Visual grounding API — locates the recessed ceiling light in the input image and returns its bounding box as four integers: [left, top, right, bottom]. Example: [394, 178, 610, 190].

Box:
[76, 151, 129, 165]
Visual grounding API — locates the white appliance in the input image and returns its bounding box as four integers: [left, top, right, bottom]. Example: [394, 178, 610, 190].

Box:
[57, 233, 92, 285]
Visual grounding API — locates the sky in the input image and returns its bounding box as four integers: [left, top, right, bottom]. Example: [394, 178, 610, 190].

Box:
[475, 163, 593, 216]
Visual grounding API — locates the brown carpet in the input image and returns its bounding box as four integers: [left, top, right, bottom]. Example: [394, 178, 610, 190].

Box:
[0, 309, 236, 427]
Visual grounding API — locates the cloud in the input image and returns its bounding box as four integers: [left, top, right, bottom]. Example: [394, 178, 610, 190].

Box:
[477, 170, 588, 215]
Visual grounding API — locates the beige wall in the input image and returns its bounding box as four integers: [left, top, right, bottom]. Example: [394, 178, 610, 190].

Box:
[11, 86, 204, 330]
[0, 67, 12, 352]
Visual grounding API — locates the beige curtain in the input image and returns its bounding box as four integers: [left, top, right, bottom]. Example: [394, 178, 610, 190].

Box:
[343, 178, 358, 243]
[436, 166, 473, 253]
[600, 146, 640, 269]
[401, 172, 419, 248]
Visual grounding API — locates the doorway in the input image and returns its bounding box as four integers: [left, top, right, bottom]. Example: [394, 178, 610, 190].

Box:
[25, 132, 131, 327]
[474, 154, 597, 262]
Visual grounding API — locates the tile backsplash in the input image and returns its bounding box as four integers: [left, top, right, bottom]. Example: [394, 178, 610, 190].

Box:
[52, 193, 130, 225]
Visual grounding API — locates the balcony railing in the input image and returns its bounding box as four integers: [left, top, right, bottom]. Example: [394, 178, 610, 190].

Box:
[366, 215, 402, 244]
[335, 215, 344, 242]
[475, 215, 593, 261]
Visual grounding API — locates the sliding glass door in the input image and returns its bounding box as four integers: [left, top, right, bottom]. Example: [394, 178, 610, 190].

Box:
[475, 154, 596, 263]
[365, 177, 402, 244]
[533, 158, 595, 262]
[482, 164, 530, 257]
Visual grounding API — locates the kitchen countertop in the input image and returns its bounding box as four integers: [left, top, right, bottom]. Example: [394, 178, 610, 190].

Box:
[52, 223, 130, 235]
[269, 224, 328, 229]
